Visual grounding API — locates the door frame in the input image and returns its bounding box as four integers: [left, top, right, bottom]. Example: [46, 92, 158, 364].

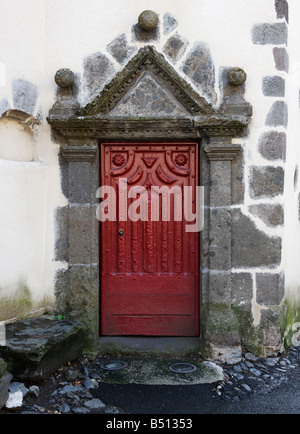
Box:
[48, 116, 246, 357]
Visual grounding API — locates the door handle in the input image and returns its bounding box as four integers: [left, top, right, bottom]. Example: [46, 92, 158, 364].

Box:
[118, 229, 124, 236]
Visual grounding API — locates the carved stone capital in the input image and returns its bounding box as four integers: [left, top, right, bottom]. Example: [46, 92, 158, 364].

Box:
[60, 145, 97, 162]
[203, 143, 241, 161]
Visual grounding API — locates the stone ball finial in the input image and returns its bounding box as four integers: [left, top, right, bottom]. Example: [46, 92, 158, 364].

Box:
[55, 68, 75, 88]
[228, 67, 247, 86]
[138, 10, 159, 31]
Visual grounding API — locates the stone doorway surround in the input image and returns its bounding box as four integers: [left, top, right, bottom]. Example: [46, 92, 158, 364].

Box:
[47, 45, 252, 360]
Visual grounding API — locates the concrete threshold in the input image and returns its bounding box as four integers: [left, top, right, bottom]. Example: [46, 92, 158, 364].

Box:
[98, 336, 202, 357]
[94, 338, 223, 385]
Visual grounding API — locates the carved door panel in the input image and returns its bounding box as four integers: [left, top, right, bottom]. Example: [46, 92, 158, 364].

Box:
[100, 143, 199, 336]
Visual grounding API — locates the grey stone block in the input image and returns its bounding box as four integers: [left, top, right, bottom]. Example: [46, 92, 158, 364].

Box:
[275, 0, 289, 22]
[256, 272, 285, 306]
[209, 208, 232, 270]
[252, 23, 287, 45]
[68, 205, 98, 265]
[181, 42, 217, 104]
[208, 271, 231, 305]
[265, 101, 288, 127]
[262, 76, 285, 97]
[12, 79, 38, 115]
[232, 209, 282, 268]
[249, 203, 284, 227]
[132, 23, 159, 43]
[209, 160, 232, 206]
[250, 166, 284, 198]
[163, 12, 178, 35]
[273, 47, 289, 72]
[106, 34, 136, 65]
[231, 273, 253, 309]
[163, 33, 188, 63]
[258, 131, 286, 161]
[54, 206, 69, 262]
[0, 97, 10, 117]
[0, 316, 85, 381]
[232, 150, 245, 205]
[82, 52, 115, 103]
[259, 308, 282, 354]
[69, 161, 93, 204]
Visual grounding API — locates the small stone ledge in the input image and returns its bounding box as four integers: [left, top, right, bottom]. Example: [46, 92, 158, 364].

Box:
[0, 316, 86, 381]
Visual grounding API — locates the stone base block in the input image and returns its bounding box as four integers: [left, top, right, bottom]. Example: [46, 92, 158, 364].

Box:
[0, 316, 86, 381]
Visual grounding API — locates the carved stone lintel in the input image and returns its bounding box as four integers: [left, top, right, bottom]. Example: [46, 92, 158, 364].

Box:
[61, 145, 97, 162]
[203, 144, 241, 161]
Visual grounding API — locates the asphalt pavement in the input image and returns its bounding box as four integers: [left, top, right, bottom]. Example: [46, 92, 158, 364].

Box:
[94, 365, 300, 415]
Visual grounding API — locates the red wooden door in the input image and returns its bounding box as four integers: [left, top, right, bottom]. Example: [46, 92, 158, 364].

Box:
[100, 143, 199, 336]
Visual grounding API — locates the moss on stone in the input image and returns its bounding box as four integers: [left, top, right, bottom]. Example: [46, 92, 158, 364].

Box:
[280, 298, 300, 352]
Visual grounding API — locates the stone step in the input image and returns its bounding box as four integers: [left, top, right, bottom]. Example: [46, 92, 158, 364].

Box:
[0, 316, 85, 381]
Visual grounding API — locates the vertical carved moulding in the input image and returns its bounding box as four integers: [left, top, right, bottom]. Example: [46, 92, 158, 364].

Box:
[59, 140, 100, 351]
[203, 140, 242, 362]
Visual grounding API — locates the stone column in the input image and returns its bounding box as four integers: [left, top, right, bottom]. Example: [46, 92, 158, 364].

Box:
[60, 140, 100, 352]
[203, 139, 242, 363]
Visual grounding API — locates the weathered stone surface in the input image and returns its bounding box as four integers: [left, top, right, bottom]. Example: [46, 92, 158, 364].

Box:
[258, 131, 286, 161]
[265, 101, 288, 127]
[110, 72, 188, 118]
[231, 273, 253, 309]
[219, 67, 252, 117]
[275, 0, 289, 22]
[181, 42, 217, 104]
[209, 159, 232, 206]
[0, 373, 13, 409]
[55, 68, 74, 88]
[273, 47, 289, 72]
[106, 34, 136, 65]
[0, 316, 85, 381]
[259, 309, 282, 356]
[132, 23, 159, 43]
[256, 272, 285, 306]
[232, 150, 245, 204]
[138, 10, 158, 31]
[262, 76, 285, 97]
[163, 12, 178, 35]
[205, 305, 242, 363]
[249, 166, 284, 198]
[68, 161, 94, 203]
[232, 209, 282, 268]
[209, 272, 231, 304]
[54, 206, 69, 262]
[68, 204, 98, 265]
[209, 209, 231, 271]
[249, 203, 284, 227]
[12, 79, 38, 115]
[82, 52, 115, 104]
[0, 97, 10, 117]
[228, 68, 247, 86]
[163, 33, 188, 63]
[252, 23, 288, 45]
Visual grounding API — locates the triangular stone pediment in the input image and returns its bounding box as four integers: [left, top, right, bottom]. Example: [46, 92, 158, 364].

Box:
[80, 46, 216, 117]
[110, 71, 189, 118]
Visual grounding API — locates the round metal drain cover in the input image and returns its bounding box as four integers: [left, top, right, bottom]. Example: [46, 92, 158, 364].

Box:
[169, 363, 197, 374]
[101, 360, 128, 371]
